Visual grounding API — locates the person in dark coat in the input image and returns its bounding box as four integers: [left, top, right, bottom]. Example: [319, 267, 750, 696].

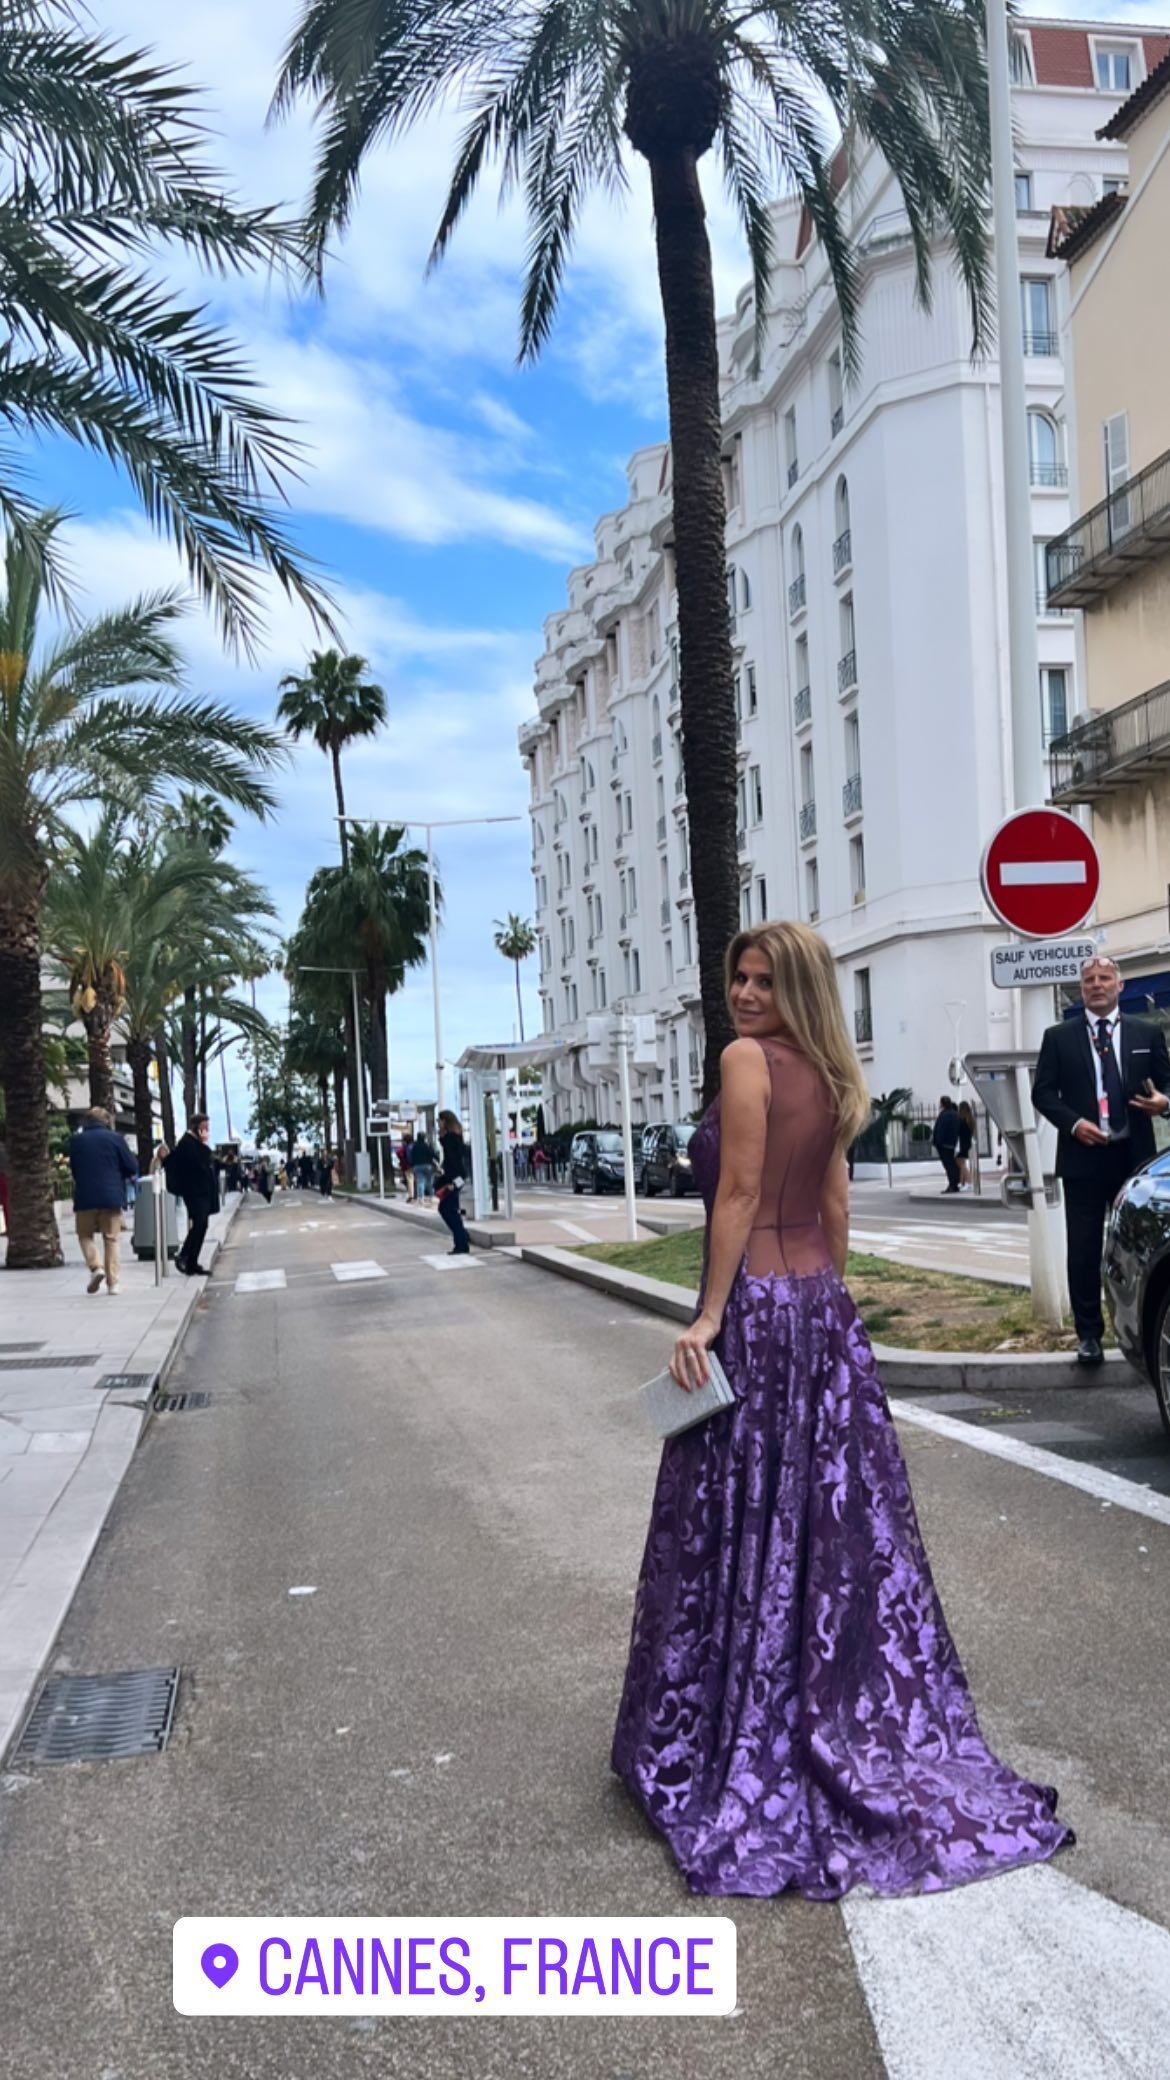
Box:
[956, 1101, 976, 1190]
[409, 1130, 437, 1201]
[319, 1151, 334, 1198]
[164, 1113, 219, 1275]
[931, 1096, 962, 1194]
[68, 1105, 137, 1293]
[1033, 954, 1170, 1367]
[436, 1108, 472, 1254]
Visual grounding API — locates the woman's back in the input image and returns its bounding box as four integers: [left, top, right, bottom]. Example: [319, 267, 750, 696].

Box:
[695, 1036, 839, 1278]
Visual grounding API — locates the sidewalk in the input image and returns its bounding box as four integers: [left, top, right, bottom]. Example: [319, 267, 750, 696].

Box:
[0, 1193, 239, 1764]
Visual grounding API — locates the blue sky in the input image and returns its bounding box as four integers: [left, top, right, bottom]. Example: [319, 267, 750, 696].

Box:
[35, 0, 1156, 1138]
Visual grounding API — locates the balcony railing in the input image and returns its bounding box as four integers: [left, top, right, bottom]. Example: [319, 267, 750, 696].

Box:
[799, 799, 817, 842]
[788, 572, 806, 617]
[838, 648, 858, 694]
[843, 771, 863, 820]
[651, 731, 662, 761]
[1049, 677, 1170, 803]
[833, 528, 852, 575]
[793, 684, 812, 728]
[787, 459, 799, 488]
[1022, 328, 1059, 357]
[854, 1006, 873, 1046]
[830, 404, 844, 436]
[1030, 462, 1068, 488]
[656, 813, 667, 843]
[1046, 443, 1170, 608]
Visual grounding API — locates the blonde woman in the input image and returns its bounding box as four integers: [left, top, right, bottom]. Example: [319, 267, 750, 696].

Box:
[613, 923, 1071, 1899]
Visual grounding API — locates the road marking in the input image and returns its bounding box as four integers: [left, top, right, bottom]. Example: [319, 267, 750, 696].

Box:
[889, 1399, 1170, 1528]
[330, 1261, 387, 1282]
[420, 1254, 482, 1270]
[555, 1219, 600, 1241]
[234, 1269, 287, 1294]
[258, 1228, 287, 1238]
[843, 1862, 1170, 2078]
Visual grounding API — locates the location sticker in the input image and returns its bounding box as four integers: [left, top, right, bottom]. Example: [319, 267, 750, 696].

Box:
[200, 1943, 239, 1990]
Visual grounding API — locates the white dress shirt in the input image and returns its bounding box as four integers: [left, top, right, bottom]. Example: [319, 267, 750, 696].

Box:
[1085, 1007, 1121, 1116]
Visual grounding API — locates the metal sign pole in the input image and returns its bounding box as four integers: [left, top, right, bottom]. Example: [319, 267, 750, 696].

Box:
[617, 1018, 638, 1244]
[153, 1169, 164, 1286]
[377, 1137, 385, 1201]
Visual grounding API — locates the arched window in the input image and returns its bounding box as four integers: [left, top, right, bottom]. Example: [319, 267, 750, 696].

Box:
[788, 525, 806, 617]
[833, 477, 852, 574]
[835, 475, 851, 536]
[651, 693, 661, 735]
[1027, 410, 1063, 488]
[792, 524, 805, 580]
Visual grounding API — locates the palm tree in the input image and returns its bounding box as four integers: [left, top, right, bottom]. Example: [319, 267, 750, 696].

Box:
[867, 1088, 914, 1190]
[285, 1011, 347, 1158]
[0, 513, 286, 1268]
[293, 825, 432, 1106]
[493, 915, 536, 1042]
[0, 1, 330, 651]
[274, 0, 990, 1104]
[276, 651, 388, 868]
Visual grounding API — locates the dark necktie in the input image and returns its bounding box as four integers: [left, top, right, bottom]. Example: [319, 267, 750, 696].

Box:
[1095, 1018, 1126, 1132]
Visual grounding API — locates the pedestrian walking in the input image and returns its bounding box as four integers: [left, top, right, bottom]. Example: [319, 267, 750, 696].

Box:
[397, 1137, 414, 1201]
[436, 1108, 472, 1254]
[931, 1095, 962, 1193]
[1033, 953, 1170, 1368]
[67, 1105, 137, 1294]
[409, 1128, 437, 1202]
[612, 920, 1072, 1898]
[956, 1100, 976, 1190]
[164, 1114, 219, 1276]
[319, 1152, 334, 1198]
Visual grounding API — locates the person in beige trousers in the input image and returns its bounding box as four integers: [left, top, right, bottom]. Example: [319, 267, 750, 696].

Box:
[67, 1106, 138, 1294]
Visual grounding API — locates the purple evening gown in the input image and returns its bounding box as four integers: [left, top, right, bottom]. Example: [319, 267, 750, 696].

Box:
[612, 1036, 1073, 1900]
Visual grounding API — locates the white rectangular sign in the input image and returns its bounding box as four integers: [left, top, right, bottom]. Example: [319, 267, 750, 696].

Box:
[990, 937, 1096, 989]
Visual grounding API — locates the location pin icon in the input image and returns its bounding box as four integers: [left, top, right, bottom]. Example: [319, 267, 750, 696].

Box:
[201, 1943, 239, 1990]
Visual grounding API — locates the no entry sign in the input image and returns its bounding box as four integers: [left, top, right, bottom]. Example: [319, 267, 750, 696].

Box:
[981, 808, 1100, 936]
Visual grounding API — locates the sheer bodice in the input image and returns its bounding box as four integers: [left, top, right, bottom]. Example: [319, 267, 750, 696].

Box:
[690, 1036, 838, 1278]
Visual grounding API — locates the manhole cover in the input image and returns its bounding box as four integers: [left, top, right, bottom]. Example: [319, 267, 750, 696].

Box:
[0, 1354, 99, 1371]
[152, 1392, 211, 1413]
[95, 1372, 155, 1394]
[14, 1668, 180, 1764]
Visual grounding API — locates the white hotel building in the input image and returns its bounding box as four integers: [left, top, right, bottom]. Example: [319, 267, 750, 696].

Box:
[520, 19, 1169, 1129]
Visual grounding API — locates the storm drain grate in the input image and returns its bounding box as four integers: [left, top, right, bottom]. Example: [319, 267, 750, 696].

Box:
[152, 1391, 211, 1413]
[95, 1372, 155, 1394]
[14, 1667, 180, 1764]
[0, 1354, 99, 1371]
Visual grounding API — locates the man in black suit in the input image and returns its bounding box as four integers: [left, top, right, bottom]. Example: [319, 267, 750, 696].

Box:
[164, 1114, 219, 1276]
[1033, 955, 1170, 1367]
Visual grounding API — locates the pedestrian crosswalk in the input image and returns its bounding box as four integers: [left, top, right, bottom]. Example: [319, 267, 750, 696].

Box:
[329, 1261, 386, 1282]
[234, 1269, 287, 1294]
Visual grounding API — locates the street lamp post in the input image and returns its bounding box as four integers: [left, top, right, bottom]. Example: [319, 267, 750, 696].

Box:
[986, 0, 1065, 1327]
[338, 814, 522, 1117]
[292, 965, 367, 1162]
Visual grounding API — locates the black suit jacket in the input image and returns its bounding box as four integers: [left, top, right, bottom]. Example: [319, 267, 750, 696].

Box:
[164, 1132, 219, 1214]
[1032, 1013, 1170, 1180]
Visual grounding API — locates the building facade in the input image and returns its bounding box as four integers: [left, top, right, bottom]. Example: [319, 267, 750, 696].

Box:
[520, 19, 1169, 1128]
[1046, 45, 1170, 1013]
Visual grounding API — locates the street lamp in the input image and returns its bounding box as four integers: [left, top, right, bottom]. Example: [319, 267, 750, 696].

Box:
[338, 814, 522, 1115]
[290, 964, 367, 1157]
[986, 0, 1065, 1325]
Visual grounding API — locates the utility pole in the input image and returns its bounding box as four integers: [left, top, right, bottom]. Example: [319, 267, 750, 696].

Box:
[986, 0, 1066, 1327]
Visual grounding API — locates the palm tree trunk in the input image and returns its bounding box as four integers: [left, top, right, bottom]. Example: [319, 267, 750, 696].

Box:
[0, 878, 64, 1268]
[83, 1000, 116, 1116]
[198, 1002, 208, 1114]
[368, 964, 389, 1106]
[318, 1073, 331, 1156]
[332, 1063, 347, 1161]
[343, 992, 361, 1179]
[154, 1025, 176, 1147]
[333, 747, 349, 868]
[514, 960, 525, 1043]
[128, 1035, 154, 1170]
[649, 148, 739, 1108]
[181, 988, 198, 1118]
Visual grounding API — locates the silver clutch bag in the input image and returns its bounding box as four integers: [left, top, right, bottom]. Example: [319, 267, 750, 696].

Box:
[640, 1348, 735, 1438]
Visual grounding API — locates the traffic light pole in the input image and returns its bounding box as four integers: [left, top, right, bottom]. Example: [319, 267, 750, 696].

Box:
[987, 0, 1066, 1327]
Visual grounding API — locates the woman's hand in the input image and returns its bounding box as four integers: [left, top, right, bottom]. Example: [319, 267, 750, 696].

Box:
[670, 1313, 720, 1391]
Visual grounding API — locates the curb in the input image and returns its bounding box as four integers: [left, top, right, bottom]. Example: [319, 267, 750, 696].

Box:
[352, 1192, 516, 1249]
[0, 1194, 242, 1770]
[516, 1244, 1131, 1394]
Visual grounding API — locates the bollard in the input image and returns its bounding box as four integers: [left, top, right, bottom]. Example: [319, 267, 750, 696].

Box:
[152, 1170, 165, 1285]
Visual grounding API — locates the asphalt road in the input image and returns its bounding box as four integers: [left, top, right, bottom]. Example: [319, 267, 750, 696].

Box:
[3, 1193, 1170, 2078]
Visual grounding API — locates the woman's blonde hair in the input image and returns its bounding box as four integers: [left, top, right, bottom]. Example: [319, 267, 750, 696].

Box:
[724, 921, 872, 1149]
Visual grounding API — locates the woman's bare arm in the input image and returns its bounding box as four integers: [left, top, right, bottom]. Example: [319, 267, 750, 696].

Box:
[671, 1039, 769, 1388]
[818, 1150, 849, 1278]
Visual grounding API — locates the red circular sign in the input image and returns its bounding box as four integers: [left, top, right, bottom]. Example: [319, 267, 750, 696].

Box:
[981, 807, 1100, 936]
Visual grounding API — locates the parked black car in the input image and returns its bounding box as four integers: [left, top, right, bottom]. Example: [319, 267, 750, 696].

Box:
[570, 1129, 625, 1195]
[1103, 1151, 1170, 1434]
[640, 1121, 699, 1198]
